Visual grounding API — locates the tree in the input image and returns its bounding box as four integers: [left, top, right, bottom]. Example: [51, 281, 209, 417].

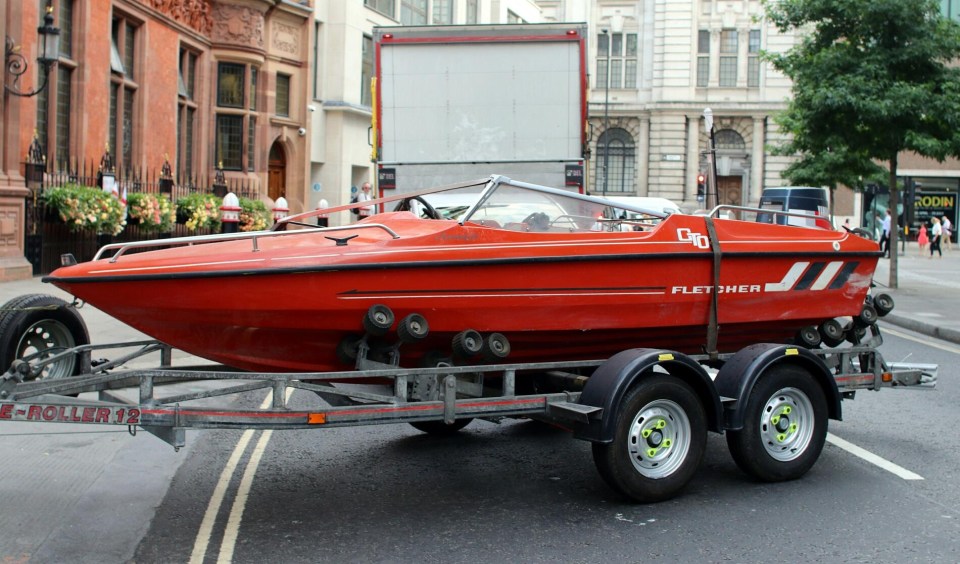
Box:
[764, 0, 960, 288]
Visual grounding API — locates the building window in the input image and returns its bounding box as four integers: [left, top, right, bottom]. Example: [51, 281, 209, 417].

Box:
[218, 63, 244, 108]
[37, 0, 76, 167]
[719, 29, 738, 87]
[362, 34, 373, 106]
[110, 15, 139, 171]
[466, 0, 478, 23]
[276, 73, 290, 117]
[365, 0, 395, 18]
[748, 30, 761, 88]
[596, 128, 636, 193]
[216, 62, 259, 171]
[697, 30, 710, 87]
[401, 0, 427, 24]
[597, 32, 638, 89]
[715, 129, 746, 151]
[313, 21, 322, 100]
[177, 47, 199, 182]
[247, 117, 257, 172]
[433, 0, 453, 23]
[217, 116, 243, 171]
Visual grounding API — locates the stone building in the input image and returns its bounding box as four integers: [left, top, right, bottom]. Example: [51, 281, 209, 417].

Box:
[2, 0, 313, 280]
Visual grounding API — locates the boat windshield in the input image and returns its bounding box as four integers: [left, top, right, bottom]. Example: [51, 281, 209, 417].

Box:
[445, 179, 672, 233]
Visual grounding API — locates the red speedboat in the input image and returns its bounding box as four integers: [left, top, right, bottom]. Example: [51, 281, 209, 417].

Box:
[43, 176, 881, 372]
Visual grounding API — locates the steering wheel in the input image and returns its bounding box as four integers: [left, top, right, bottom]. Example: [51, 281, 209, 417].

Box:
[522, 212, 550, 231]
[394, 196, 441, 220]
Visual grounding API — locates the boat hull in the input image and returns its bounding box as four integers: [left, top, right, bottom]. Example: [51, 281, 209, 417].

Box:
[45, 215, 879, 372]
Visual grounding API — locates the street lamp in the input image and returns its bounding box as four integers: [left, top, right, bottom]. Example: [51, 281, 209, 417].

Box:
[601, 28, 610, 197]
[4, 0, 61, 98]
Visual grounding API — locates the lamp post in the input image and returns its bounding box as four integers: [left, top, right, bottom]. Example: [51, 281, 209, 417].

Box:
[703, 108, 718, 211]
[4, 0, 61, 98]
[601, 28, 610, 197]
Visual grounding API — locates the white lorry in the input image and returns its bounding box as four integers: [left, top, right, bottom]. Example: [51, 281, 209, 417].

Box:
[373, 23, 588, 194]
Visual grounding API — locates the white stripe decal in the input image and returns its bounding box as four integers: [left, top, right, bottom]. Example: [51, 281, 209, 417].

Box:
[810, 261, 844, 290]
[765, 262, 809, 292]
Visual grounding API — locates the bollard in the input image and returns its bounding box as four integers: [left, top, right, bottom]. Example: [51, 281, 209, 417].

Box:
[221, 192, 240, 234]
[272, 197, 289, 224]
[316, 198, 329, 227]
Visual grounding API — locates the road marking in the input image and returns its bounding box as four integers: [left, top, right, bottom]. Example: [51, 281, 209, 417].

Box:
[827, 432, 924, 480]
[191, 390, 288, 564]
[190, 429, 256, 564]
[881, 324, 960, 355]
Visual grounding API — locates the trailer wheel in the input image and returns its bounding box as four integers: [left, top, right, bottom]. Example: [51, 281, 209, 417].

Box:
[410, 419, 472, 435]
[397, 313, 429, 343]
[481, 332, 511, 361]
[0, 294, 89, 380]
[451, 329, 483, 358]
[818, 319, 845, 348]
[592, 375, 706, 503]
[726, 364, 828, 482]
[872, 293, 895, 317]
[363, 304, 394, 336]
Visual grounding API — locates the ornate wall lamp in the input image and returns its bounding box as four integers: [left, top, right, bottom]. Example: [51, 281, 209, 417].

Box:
[4, 0, 61, 98]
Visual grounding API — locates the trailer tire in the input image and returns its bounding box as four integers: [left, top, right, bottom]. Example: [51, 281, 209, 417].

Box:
[0, 294, 89, 380]
[725, 364, 828, 482]
[591, 375, 706, 503]
[410, 419, 472, 435]
[363, 304, 394, 336]
[397, 313, 429, 343]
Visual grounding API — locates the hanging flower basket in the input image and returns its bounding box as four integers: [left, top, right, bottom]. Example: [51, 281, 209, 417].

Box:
[238, 198, 270, 232]
[126, 192, 176, 232]
[42, 183, 126, 236]
[176, 193, 222, 232]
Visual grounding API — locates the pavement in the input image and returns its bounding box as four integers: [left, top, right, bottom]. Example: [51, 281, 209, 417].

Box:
[2, 241, 960, 349]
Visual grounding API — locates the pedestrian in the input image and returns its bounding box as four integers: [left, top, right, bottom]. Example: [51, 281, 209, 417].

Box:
[357, 182, 375, 220]
[880, 208, 891, 258]
[930, 217, 942, 259]
[942, 215, 953, 251]
[917, 223, 928, 256]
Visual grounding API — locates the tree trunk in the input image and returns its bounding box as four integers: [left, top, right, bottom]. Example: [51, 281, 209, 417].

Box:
[888, 153, 899, 289]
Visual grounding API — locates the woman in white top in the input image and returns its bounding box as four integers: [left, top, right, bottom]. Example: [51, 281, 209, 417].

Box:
[930, 217, 943, 258]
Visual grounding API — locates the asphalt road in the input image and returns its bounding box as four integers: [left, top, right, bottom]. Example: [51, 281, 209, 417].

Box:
[1, 281, 958, 562]
[130, 323, 957, 564]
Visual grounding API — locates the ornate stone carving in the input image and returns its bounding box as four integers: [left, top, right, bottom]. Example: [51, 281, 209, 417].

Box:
[212, 4, 265, 49]
[144, 0, 213, 35]
[272, 21, 300, 56]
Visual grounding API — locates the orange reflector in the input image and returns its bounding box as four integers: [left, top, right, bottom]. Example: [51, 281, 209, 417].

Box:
[882, 372, 893, 383]
[308, 413, 327, 424]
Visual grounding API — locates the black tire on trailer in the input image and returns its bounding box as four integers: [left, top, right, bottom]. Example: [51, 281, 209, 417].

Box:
[725, 364, 828, 482]
[591, 375, 707, 503]
[854, 304, 878, 328]
[451, 329, 483, 358]
[795, 326, 821, 348]
[0, 294, 89, 380]
[410, 419, 473, 435]
[397, 313, 429, 343]
[818, 318, 845, 348]
[873, 293, 895, 317]
[363, 304, 394, 336]
[481, 332, 511, 361]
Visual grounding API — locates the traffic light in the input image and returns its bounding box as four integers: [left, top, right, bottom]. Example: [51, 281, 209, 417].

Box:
[697, 173, 706, 202]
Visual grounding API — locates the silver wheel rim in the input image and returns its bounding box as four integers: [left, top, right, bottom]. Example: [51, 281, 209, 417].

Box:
[760, 387, 815, 462]
[627, 399, 692, 479]
[15, 319, 77, 380]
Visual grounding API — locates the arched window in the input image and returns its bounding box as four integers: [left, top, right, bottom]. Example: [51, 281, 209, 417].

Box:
[714, 129, 745, 151]
[596, 128, 635, 193]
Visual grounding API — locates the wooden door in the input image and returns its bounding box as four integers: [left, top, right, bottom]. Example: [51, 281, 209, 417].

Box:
[268, 142, 286, 201]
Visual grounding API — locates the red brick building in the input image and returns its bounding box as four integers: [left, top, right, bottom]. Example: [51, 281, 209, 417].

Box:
[2, 0, 312, 280]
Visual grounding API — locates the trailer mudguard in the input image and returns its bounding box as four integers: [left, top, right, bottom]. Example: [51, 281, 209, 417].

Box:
[713, 343, 842, 431]
[573, 348, 723, 444]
